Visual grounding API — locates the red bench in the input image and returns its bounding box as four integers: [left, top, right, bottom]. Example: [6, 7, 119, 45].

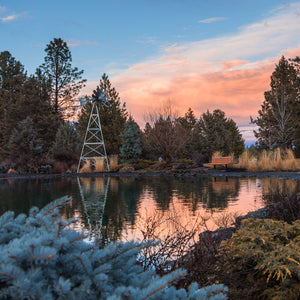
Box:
[209, 157, 233, 169]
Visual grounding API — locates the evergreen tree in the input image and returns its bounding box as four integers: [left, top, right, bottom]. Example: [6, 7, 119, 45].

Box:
[289, 56, 300, 156]
[0, 51, 27, 154]
[251, 56, 299, 149]
[78, 74, 127, 155]
[197, 109, 244, 158]
[17, 75, 61, 153]
[52, 121, 80, 156]
[40, 38, 86, 117]
[0, 52, 60, 157]
[173, 108, 198, 159]
[8, 117, 43, 159]
[119, 116, 142, 163]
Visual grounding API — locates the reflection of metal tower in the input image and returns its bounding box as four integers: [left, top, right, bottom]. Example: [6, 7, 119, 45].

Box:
[77, 87, 110, 173]
[77, 177, 110, 239]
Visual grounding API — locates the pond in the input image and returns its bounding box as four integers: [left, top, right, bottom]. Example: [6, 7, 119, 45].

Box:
[0, 176, 298, 244]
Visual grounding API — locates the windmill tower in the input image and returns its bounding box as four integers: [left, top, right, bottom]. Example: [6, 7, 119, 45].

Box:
[77, 87, 110, 173]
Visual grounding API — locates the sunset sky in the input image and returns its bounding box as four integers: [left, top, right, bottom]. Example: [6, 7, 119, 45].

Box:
[1, 0, 300, 144]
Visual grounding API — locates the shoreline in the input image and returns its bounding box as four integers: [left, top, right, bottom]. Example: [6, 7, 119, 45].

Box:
[1, 168, 300, 181]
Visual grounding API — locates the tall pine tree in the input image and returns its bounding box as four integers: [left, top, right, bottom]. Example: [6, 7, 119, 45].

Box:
[197, 109, 244, 158]
[251, 56, 299, 149]
[40, 38, 86, 117]
[289, 56, 300, 156]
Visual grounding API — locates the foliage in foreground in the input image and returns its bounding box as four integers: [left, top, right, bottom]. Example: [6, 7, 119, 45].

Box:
[218, 218, 300, 299]
[0, 197, 228, 299]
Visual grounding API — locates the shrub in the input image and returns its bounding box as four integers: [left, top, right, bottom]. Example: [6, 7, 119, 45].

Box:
[191, 152, 208, 167]
[266, 192, 300, 223]
[51, 122, 81, 156]
[134, 161, 149, 170]
[0, 197, 228, 299]
[134, 159, 155, 170]
[53, 161, 69, 174]
[53, 149, 78, 166]
[217, 218, 300, 299]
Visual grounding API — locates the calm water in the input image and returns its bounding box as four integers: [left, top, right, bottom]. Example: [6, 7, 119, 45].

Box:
[0, 176, 298, 243]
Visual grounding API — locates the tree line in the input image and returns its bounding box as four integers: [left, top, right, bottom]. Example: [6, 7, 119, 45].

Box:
[1, 37, 298, 173]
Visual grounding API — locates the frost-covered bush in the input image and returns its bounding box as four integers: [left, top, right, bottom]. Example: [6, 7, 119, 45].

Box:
[0, 197, 228, 299]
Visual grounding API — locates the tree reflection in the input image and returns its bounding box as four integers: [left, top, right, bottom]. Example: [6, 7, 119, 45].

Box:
[155, 176, 241, 212]
[0, 177, 77, 216]
[101, 177, 143, 245]
[144, 177, 175, 211]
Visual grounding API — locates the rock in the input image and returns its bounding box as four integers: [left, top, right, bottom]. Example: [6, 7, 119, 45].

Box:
[119, 166, 135, 173]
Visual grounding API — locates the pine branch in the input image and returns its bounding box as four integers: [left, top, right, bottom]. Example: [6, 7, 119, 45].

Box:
[42, 198, 70, 217]
[142, 273, 184, 300]
[76, 256, 89, 276]
[0, 272, 16, 280]
[38, 217, 48, 231]
[69, 235, 86, 244]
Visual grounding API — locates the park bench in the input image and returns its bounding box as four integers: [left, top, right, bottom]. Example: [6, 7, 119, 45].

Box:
[209, 156, 233, 169]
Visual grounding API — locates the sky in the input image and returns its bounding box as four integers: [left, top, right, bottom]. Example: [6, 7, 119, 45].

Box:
[1, 0, 300, 145]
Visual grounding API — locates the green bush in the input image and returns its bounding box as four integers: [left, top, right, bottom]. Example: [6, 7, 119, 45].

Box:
[177, 159, 193, 165]
[133, 159, 155, 170]
[217, 218, 300, 299]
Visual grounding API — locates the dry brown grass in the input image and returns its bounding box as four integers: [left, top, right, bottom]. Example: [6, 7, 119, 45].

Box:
[94, 157, 105, 172]
[237, 148, 297, 172]
[282, 149, 297, 170]
[7, 168, 17, 174]
[296, 158, 300, 170]
[79, 156, 111, 173]
[79, 161, 91, 173]
[108, 155, 118, 171]
[212, 151, 223, 158]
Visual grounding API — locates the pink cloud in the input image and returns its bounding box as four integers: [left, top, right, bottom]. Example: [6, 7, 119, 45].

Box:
[112, 60, 275, 127]
[221, 60, 248, 70]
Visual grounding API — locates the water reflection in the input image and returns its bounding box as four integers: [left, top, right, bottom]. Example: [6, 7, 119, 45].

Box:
[259, 178, 298, 197]
[77, 177, 110, 238]
[0, 176, 298, 243]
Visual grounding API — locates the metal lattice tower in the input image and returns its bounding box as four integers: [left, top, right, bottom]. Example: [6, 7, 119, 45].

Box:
[77, 88, 110, 173]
